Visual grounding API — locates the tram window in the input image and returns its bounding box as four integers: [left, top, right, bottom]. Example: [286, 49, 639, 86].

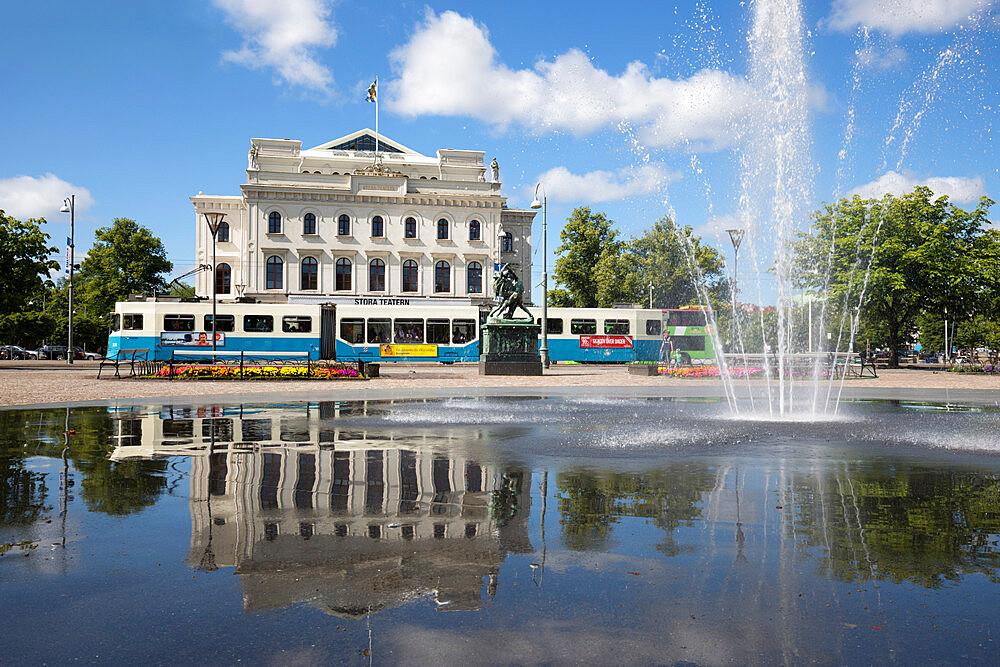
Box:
[666, 310, 706, 327]
[283, 316, 312, 333]
[123, 314, 144, 330]
[367, 318, 391, 344]
[427, 319, 450, 344]
[243, 315, 274, 333]
[672, 335, 706, 351]
[340, 318, 364, 343]
[393, 318, 424, 343]
[452, 319, 476, 344]
[111, 314, 121, 332]
[604, 319, 630, 335]
[547, 318, 563, 334]
[164, 314, 195, 332]
[646, 319, 661, 336]
[204, 314, 235, 332]
[570, 318, 597, 335]
[162, 419, 193, 438]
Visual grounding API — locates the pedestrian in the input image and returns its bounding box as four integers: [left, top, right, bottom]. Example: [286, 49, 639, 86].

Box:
[660, 333, 674, 365]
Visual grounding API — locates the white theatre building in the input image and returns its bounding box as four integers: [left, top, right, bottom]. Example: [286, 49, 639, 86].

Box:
[191, 129, 535, 307]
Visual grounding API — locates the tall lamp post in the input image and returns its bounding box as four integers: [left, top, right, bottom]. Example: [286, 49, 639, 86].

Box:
[59, 196, 76, 364]
[530, 184, 549, 369]
[203, 212, 226, 360]
[725, 228, 745, 350]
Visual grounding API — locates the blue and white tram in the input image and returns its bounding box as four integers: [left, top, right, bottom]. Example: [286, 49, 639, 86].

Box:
[538, 307, 666, 363]
[107, 300, 483, 363]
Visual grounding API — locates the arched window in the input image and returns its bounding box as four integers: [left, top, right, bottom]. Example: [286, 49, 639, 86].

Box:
[303, 212, 316, 235]
[266, 255, 283, 289]
[468, 219, 480, 241]
[437, 218, 449, 240]
[215, 263, 231, 294]
[434, 260, 450, 293]
[338, 214, 350, 236]
[501, 232, 513, 252]
[371, 215, 384, 237]
[335, 258, 352, 291]
[466, 261, 482, 294]
[402, 259, 419, 292]
[369, 258, 385, 291]
[404, 217, 417, 238]
[301, 256, 318, 290]
[216, 221, 230, 243]
[268, 211, 281, 234]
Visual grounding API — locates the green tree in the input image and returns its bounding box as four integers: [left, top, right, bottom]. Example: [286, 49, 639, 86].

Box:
[76, 218, 172, 318]
[0, 210, 59, 316]
[551, 207, 618, 308]
[795, 188, 997, 367]
[0, 311, 56, 348]
[593, 216, 726, 308]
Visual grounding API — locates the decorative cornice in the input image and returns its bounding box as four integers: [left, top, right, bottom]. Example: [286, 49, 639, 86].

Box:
[240, 185, 503, 209]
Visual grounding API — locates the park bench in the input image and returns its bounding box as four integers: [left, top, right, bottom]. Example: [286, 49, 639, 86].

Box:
[98, 348, 151, 378]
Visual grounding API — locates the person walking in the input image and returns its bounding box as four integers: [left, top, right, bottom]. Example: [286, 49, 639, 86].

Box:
[660, 333, 674, 366]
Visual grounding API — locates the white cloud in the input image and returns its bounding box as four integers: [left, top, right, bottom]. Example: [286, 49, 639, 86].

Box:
[0, 174, 95, 220]
[828, 0, 994, 36]
[848, 171, 986, 203]
[694, 213, 745, 243]
[215, 0, 338, 94]
[532, 165, 678, 203]
[387, 10, 751, 149]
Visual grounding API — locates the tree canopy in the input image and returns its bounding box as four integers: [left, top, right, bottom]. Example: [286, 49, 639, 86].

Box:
[795, 187, 998, 365]
[0, 210, 58, 316]
[551, 207, 726, 310]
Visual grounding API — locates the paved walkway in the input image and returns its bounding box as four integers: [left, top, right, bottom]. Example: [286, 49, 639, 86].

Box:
[3, 360, 1000, 409]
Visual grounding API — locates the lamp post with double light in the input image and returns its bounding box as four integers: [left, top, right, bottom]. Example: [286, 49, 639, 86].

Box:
[725, 228, 745, 351]
[203, 212, 227, 359]
[530, 183, 549, 369]
[59, 196, 75, 364]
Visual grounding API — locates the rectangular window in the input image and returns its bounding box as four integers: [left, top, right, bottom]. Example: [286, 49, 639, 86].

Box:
[260, 453, 281, 510]
[241, 418, 271, 442]
[111, 314, 121, 332]
[282, 316, 312, 333]
[672, 335, 707, 351]
[243, 315, 273, 333]
[452, 319, 476, 344]
[204, 314, 235, 332]
[340, 318, 365, 344]
[164, 314, 195, 332]
[427, 319, 450, 344]
[393, 318, 424, 344]
[367, 318, 391, 344]
[547, 318, 563, 334]
[666, 310, 707, 327]
[604, 319, 630, 335]
[570, 318, 597, 335]
[646, 319, 661, 336]
[123, 314, 144, 330]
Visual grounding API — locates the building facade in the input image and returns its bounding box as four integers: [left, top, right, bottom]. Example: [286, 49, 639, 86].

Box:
[192, 129, 535, 307]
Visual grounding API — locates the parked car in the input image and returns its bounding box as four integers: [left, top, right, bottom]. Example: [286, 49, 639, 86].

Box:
[0, 345, 36, 360]
[38, 345, 83, 360]
[80, 349, 104, 360]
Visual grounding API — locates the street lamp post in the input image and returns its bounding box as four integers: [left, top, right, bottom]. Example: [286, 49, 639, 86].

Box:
[203, 212, 227, 360]
[530, 184, 549, 369]
[60, 196, 75, 364]
[725, 228, 745, 351]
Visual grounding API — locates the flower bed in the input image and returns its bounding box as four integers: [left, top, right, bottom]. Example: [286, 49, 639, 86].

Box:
[659, 366, 764, 378]
[152, 365, 364, 380]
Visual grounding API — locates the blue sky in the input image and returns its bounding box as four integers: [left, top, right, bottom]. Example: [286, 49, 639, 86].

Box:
[1, 0, 997, 304]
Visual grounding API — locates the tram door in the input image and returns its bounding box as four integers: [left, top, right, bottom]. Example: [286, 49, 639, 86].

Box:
[320, 306, 337, 359]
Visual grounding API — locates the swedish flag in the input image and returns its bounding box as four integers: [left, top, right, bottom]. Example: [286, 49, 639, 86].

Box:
[366, 78, 377, 103]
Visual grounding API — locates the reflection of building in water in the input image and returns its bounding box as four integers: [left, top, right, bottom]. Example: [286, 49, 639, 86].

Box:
[109, 402, 532, 616]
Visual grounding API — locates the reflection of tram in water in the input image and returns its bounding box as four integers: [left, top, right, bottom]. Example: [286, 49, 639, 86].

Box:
[107, 298, 716, 364]
[109, 402, 533, 614]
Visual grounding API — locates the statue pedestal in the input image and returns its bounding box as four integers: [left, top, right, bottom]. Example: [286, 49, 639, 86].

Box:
[479, 319, 542, 376]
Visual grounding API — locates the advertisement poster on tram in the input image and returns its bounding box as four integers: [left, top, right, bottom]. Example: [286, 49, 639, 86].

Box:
[379, 344, 438, 357]
[160, 332, 226, 347]
[578, 335, 633, 349]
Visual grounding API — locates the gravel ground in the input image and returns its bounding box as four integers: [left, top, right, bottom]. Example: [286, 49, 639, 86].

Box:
[3, 360, 1000, 408]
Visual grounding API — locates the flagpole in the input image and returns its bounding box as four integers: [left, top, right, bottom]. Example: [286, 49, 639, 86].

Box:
[375, 77, 379, 159]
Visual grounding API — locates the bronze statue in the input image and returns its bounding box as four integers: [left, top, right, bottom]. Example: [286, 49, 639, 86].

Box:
[489, 264, 533, 321]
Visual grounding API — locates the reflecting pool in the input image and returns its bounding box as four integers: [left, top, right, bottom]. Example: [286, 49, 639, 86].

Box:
[2, 397, 1000, 664]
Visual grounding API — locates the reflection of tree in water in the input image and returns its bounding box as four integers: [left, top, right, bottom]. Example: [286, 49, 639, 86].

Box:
[0, 407, 168, 517]
[556, 464, 717, 553]
[489, 471, 523, 527]
[0, 458, 51, 525]
[791, 466, 1000, 588]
